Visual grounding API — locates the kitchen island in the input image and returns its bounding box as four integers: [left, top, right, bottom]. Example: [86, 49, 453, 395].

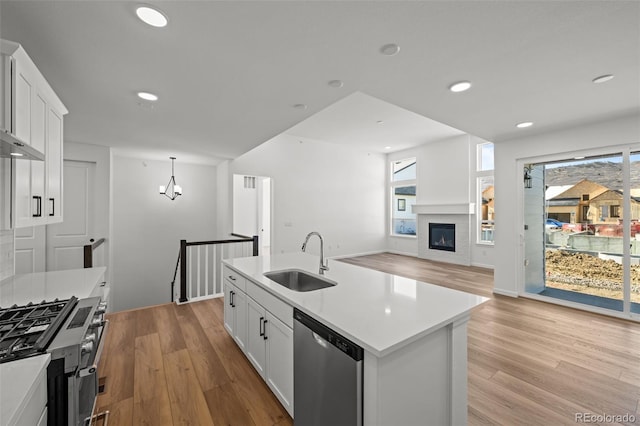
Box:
[224, 252, 488, 425]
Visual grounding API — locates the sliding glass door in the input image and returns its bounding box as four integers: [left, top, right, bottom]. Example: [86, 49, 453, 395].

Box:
[524, 151, 639, 316]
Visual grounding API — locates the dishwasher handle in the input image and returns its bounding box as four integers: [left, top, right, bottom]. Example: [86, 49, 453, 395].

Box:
[294, 308, 363, 361]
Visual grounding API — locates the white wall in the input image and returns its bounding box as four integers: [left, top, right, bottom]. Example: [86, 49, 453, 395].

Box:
[386, 134, 495, 268]
[232, 174, 258, 236]
[0, 229, 13, 280]
[216, 160, 231, 236]
[230, 134, 386, 258]
[112, 155, 217, 311]
[0, 158, 13, 280]
[494, 113, 640, 297]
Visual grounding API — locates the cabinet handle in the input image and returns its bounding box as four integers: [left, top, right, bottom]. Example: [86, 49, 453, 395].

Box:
[32, 196, 42, 217]
[230, 290, 235, 307]
[259, 316, 265, 336]
[49, 198, 55, 216]
[263, 319, 268, 340]
[228, 275, 236, 281]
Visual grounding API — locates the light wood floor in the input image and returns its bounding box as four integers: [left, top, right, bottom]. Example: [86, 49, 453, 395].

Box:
[96, 253, 640, 425]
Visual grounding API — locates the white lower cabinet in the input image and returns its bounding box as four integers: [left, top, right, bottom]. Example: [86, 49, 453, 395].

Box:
[264, 310, 294, 414]
[223, 280, 247, 352]
[246, 297, 267, 377]
[223, 269, 294, 417]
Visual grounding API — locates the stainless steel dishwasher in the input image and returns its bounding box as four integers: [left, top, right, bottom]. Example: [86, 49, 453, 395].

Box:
[294, 308, 364, 426]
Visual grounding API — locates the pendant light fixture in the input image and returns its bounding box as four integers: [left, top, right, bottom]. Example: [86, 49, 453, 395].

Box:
[159, 157, 182, 200]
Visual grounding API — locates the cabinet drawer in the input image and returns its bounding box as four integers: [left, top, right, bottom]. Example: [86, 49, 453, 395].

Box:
[223, 265, 246, 292]
[246, 280, 293, 328]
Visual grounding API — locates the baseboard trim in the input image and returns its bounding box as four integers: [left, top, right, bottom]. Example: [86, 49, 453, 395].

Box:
[385, 249, 419, 258]
[330, 249, 386, 260]
[493, 288, 518, 298]
[471, 262, 495, 270]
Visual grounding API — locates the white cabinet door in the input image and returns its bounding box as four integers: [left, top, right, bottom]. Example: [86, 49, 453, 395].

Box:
[246, 297, 266, 378]
[30, 91, 46, 219]
[223, 280, 248, 352]
[265, 311, 294, 415]
[13, 51, 33, 145]
[12, 158, 32, 226]
[46, 107, 62, 222]
[223, 281, 234, 336]
[233, 288, 248, 352]
[7, 43, 66, 230]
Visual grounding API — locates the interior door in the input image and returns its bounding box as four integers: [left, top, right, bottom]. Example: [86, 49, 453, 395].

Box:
[14, 225, 45, 274]
[46, 160, 95, 271]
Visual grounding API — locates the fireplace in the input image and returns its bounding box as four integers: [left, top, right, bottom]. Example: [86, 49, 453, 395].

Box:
[429, 223, 455, 252]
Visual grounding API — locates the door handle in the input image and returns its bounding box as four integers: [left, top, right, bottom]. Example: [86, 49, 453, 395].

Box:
[259, 316, 264, 336]
[49, 198, 55, 216]
[262, 319, 268, 340]
[32, 196, 42, 217]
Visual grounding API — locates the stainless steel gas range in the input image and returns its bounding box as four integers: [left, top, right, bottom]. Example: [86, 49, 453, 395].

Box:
[0, 295, 108, 426]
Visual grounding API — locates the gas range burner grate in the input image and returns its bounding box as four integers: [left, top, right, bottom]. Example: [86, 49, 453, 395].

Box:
[0, 297, 78, 363]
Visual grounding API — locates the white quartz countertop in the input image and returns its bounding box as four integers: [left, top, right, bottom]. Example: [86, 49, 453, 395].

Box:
[225, 253, 488, 357]
[0, 353, 50, 426]
[0, 267, 106, 307]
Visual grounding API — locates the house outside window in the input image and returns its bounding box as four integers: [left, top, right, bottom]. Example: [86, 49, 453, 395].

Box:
[477, 142, 494, 244]
[611, 205, 620, 218]
[391, 158, 417, 236]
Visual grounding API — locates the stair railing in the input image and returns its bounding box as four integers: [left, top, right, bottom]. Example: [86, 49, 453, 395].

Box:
[172, 234, 258, 303]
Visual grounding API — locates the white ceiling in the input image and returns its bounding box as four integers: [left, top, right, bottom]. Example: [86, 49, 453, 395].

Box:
[0, 1, 638, 164]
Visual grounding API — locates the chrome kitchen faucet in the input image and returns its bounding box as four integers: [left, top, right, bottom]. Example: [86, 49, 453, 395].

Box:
[301, 232, 329, 275]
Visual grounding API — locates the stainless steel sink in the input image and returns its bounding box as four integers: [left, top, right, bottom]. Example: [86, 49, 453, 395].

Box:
[264, 269, 337, 292]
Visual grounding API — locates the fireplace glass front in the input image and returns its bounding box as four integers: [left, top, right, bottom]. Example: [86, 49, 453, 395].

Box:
[429, 223, 455, 252]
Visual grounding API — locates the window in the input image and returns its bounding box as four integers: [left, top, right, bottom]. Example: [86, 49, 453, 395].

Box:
[582, 205, 589, 220]
[390, 158, 416, 236]
[582, 194, 590, 201]
[611, 205, 620, 218]
[476, 142, 494, 244]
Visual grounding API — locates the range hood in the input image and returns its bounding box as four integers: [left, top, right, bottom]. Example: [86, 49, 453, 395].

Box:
[0, 129, 44, 160]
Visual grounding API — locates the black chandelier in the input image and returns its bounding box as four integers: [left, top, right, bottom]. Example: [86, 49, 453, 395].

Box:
[159, 156, 182, 200]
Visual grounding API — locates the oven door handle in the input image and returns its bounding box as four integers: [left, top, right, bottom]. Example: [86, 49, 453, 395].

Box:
[78, 319, 110, 378]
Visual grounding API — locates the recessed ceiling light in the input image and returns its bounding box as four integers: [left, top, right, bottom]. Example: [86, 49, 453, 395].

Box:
[137, 92, 158, 101]
[592, 74, 614, 84]
[293, 103, 307, 110]
[516, 121, 533, 128]
[328, 80, 344, 88]
[10, 152, 23, 157]
[449, 81, 472, 93]
[380, 43, 400, 56]
[136, 5, 168, 27]
[384, 146, 392, 150]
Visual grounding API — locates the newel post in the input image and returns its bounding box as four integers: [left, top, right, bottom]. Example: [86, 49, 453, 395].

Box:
[179, 239, 188, 302]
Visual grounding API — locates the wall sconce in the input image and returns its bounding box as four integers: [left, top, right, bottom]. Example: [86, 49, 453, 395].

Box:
[159, 156, 182, 200]
[524, 165, 532, 189]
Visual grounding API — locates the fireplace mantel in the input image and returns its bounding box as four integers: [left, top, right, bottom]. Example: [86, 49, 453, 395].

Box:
[412, 203, 475, 215]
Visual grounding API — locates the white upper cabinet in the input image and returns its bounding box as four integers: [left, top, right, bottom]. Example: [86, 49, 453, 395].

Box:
[1, 39, 67, 228]
[46, 108, 62, 220]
